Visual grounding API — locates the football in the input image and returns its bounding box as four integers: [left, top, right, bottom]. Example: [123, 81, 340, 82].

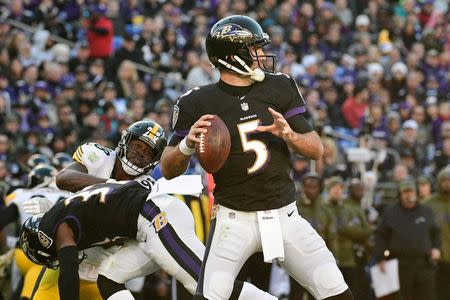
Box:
[195, 115, 231, 173]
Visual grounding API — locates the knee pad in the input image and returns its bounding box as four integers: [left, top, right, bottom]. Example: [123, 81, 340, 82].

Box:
[97, 275, 126, 299]
[313, 263, 345, 291]
[323, 288, 353, 300]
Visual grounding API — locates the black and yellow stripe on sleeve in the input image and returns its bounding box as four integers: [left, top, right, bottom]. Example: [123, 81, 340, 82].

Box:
[72, 146, 84, 164]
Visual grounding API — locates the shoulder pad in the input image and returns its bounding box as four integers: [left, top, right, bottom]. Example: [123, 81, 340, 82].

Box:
[73, 143, 114, 167]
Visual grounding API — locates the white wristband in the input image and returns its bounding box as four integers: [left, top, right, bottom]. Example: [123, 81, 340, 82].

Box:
[179, 137, 195, 156]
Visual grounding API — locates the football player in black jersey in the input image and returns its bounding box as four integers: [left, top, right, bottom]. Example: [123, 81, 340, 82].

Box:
[20, 181, 277, 300]
[161, 15, 353, 300]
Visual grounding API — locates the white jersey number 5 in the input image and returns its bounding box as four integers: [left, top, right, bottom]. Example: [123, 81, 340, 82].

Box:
[237, 120, 269, 174]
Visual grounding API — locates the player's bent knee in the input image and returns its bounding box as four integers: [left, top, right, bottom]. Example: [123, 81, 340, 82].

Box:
[97, 274, 127, 299]
[323, 288, 353, 300]
[203, 270, 234, 300]
[313, 263, 346, 290]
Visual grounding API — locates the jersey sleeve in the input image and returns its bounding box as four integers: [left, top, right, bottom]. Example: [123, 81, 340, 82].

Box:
[279, 74, 313, 134]
[72, 143, 113, 176]
[169, 91, 198, 146]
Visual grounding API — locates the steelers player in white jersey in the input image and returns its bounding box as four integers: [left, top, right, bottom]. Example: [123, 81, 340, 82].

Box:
[0, 164, 69, 299]
[30, 120, 275, 300]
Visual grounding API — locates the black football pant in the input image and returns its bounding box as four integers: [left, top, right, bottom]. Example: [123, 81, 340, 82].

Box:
[398, 259, 436, 300]
[436, 262, 450, 300]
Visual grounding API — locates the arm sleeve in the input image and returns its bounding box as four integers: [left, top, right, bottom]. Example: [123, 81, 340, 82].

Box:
[58, 245, 80, 300]
[281, 75, 313, 134]
[168, 96, 197, 146]
[0, 204, 19, 230]
[373, 212, 391, 262]
[430, 210, 442, 249]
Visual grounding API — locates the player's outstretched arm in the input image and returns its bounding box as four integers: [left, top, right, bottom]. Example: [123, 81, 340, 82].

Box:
[55, 222, 79, 300]
[56, 161, 107, 192]
[257, 107, 324, 160]
[161, 115, 214, 179]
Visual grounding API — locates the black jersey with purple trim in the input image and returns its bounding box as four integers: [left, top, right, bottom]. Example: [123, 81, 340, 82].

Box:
[39, 181, 149, 254]
[169, 72, 312, 211]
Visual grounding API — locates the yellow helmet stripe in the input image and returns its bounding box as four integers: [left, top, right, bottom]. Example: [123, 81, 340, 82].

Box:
[149, 124, 160, 138]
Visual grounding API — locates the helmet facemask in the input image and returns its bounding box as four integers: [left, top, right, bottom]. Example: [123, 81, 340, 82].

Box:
[117, 132, 162, 176]
[20, 216, 58, 269]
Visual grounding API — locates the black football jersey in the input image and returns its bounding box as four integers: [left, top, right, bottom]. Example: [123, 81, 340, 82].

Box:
[39, 181, 149, 253]
[170, 73, 312, 211]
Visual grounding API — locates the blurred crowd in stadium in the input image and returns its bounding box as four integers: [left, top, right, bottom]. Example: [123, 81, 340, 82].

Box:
[0, 0, 448, 299]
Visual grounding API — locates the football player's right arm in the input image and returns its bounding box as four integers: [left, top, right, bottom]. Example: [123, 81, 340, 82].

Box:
[161, 114, 213, 179]
[56, 161, 107, 192]
[55, 222, 79, 300]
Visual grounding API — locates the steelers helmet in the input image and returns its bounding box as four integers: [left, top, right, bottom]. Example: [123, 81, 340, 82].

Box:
[52, 152, 73, 170]
[116, 120, 167, 176]
[27, 164, 57, 188]
[27, 153, 51, 170]
[20, 216, 58, 269]
[206, 15, 275, 74]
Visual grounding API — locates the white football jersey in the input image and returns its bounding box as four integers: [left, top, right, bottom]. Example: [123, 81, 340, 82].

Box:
[72, 142, 117, 179]
[6, 187, 69, 225]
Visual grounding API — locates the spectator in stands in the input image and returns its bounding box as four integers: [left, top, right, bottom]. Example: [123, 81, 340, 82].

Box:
[426, 167, 450, 300]
[110, 32, 143, 78]
[342, 81, 369, 129]
[185, 55, 220, 89]
[115, 59, 138, 99]
[68, 41, 90, 73]
[86, 4, 113, 59]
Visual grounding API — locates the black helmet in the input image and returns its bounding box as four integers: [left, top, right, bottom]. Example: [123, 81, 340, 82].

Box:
[52, 152, 73, 170]
[27, 164, 57, 188]
[27, 154, 51, 170]
[20, 216, 58, 269]
[206, 15, 275, 74]
[116, 120, 167, 176]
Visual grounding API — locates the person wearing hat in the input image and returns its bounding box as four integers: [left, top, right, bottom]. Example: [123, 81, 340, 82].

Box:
[417, 175, 434, 202]
[425, 167, 450, 300]
[69, 41, 90, 73]
[374, 179, 441, 300]
[110, 32, 144, 78]
[325, 177, 372, 300]
[393, 119, 426, 172]
[89, 58, 106, 87]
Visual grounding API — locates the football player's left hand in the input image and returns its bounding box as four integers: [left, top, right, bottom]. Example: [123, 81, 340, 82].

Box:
[257, 107, 294, 141]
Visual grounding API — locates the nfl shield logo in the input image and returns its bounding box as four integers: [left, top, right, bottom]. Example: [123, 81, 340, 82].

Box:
[240, 102, 249, 111]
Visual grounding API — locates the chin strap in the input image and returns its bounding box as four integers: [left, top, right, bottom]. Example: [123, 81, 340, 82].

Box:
[120, 159, 142, 176]
[218, 55, 265, 82]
